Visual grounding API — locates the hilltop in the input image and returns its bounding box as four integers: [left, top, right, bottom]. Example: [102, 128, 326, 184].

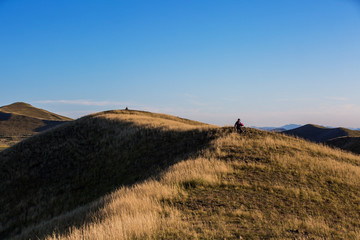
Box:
[1, 110, 360, 239]
[0, 102, 72, 150]
[0, 102, 72, 121]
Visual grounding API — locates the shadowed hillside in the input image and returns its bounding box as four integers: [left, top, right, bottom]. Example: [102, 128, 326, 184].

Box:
[0, 110, 217, 239]
[327, 137, 360, 155]
[2, 111, 360, 239]
[0, 102, 72, 150]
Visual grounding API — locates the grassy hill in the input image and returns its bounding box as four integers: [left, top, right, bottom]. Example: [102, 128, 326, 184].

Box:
[0, 110, 216, 239]
[284, 124, 360, 143]
[1, 110, 360, 239]
[0, 102, 72, 150]
[284, 124, 360, 155]
[0, 102, 72, 121]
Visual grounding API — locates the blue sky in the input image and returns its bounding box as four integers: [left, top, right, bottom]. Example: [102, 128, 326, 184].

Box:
[1, 0, 360, 127]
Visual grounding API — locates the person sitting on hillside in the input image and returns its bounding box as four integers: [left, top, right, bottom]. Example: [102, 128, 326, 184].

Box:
[234, 118, 244, 133]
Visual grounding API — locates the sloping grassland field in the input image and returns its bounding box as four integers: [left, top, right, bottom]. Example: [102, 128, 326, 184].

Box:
[1, 110, 360, 239]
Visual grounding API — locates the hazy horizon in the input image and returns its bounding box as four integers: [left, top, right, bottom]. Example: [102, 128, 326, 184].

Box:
[1, 0, 359, 128]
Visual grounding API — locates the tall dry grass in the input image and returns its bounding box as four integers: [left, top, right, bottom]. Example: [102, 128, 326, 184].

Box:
[43, 127, 360, 239]
[42, 157, 232, 240]
[12, 111, 226, 239]
[2, 110, 220, 239]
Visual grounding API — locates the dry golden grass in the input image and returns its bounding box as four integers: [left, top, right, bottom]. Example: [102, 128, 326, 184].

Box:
[46, 181, 174, 240]
[43, 157, 231, 240]
[92, 110, 215, 131]
[42, 128, 360, 239]
[4, 110, 220, 239]
[5, 111, 360, 239]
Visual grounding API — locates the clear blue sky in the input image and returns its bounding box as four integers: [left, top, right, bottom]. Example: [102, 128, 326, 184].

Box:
[1, 0, 360, 127]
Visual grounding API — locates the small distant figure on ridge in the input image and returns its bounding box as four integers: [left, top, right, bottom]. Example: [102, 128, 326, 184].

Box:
[234, 118, 244, 134]
[125, 107, 129, 110]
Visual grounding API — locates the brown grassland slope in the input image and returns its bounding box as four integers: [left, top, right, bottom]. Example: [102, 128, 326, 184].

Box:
[0, 102, 72, 150]
[1, 110, 360, 239]
[0, 102, 72, 121]
[0, 110, 216, 239]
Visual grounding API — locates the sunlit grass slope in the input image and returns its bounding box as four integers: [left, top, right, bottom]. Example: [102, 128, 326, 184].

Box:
[2, 110, 360, 239]
[0, 102, 72, 121]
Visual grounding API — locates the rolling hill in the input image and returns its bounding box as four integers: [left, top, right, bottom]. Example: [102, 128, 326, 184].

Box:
[0, 102, 72, 150]
[0, 102, 72, 121]
[284, 124, 360, 154]
[284, 124, 360, 143]
[1, 110, 360, 239]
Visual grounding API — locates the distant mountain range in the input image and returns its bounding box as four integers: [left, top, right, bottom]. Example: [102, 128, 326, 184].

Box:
[0, 102, 72, 150]
[254, 124, 302, 132]
[255, 124, 360, 133]
[284, 124, 360, 154]
[284, 124, 360, 142]
[254, 123, 360, 154]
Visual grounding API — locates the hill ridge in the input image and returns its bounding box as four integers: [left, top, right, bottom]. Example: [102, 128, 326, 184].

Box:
[0, 110, 216, 238]
[0, 102, 72, 121]
[1, 110, 360, 239]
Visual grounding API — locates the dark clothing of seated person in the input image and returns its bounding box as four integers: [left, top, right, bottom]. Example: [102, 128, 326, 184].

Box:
[234, 119, 244, 133]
